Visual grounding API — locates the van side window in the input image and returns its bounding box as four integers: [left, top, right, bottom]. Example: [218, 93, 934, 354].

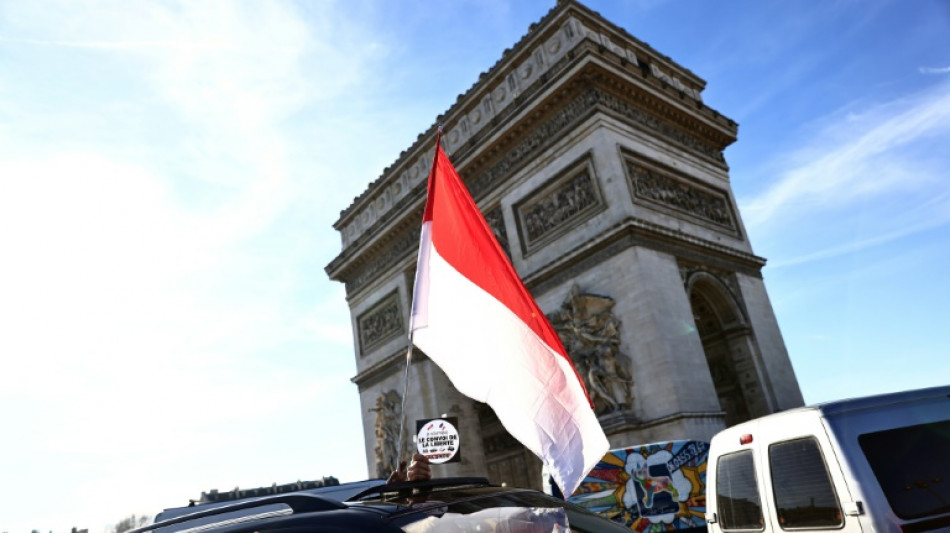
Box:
[859, 419, 950, 519]
[717, 450, 764, 531]
[769, 438, 842, 529]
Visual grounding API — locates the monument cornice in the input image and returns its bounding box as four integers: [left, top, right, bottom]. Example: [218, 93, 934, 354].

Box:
[327, 0, 738, 261]
[326, 63, 736, 289]
[591, 67, 736, 154]
[325, 199, 423, 295]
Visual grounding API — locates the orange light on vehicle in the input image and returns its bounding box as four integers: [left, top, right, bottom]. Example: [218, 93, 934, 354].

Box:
[740, 434, 753, 445]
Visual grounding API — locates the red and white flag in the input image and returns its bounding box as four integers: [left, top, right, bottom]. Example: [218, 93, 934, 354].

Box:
[410, 139, 608, 496]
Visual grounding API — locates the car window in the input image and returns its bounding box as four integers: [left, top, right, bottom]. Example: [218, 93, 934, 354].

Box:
[769, 438, 842, 529]
[717, 450, 764, 531]
[859, 419, 950, 519]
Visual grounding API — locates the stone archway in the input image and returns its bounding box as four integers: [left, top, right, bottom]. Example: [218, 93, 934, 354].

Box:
[687, 272, 767, 426]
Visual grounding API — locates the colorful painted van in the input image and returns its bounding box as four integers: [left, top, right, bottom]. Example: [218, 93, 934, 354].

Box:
[547, 440, 709, 533]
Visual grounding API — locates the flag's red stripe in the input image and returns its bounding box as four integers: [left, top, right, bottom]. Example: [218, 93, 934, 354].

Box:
[423, 146, 591, 404]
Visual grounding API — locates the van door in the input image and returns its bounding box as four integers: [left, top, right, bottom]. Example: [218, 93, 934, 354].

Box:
[759, 415, 863, 533]
[713, 448, 769, 533]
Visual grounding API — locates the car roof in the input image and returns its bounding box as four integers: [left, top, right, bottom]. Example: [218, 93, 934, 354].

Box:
[137, 478, 495, 533]
[136, 478, 632, 533]
[153, 478, 387, 524]
[722, 384, 950, 430]
[814, 384, 950, 416]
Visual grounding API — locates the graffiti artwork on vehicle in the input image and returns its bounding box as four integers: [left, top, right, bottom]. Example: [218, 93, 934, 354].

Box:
[569, 440, 708, 532]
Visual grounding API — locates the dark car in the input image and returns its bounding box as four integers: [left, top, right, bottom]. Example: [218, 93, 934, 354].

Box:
[136, 477, 632, 533]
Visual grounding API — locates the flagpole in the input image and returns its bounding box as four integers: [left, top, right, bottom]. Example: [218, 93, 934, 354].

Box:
[394, 125, 444, 477]
[394, 330, 414, 475]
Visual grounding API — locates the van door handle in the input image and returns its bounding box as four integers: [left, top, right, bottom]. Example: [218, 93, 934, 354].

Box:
[706, 513, 718, 524]
[843, 501, 864, 516]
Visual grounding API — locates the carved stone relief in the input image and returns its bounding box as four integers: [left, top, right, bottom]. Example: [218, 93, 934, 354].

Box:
[624, 153, 737, 233]
[521, 172, 600, 244]
[548, 285, 633, 415]
[483, 206, 512, 259]
[358, 292, 404, 354]
[371, 389, 402, 479]
[515, 156, 603, 254]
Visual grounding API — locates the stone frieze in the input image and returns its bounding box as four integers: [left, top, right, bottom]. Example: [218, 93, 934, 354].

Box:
[358, 291, 404, 354]
[514, 156, 603, 254]
[624, 153, 737, 233]
[522, 171, 599, 243]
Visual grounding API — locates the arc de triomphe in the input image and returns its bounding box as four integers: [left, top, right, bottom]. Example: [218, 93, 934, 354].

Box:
[325, 0, 803, 489]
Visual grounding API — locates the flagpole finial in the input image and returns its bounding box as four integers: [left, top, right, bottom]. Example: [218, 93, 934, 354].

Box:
[435, 125, 444, 153]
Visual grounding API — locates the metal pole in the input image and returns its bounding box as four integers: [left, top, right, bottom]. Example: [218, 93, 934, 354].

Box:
[395, 333, 413, 473]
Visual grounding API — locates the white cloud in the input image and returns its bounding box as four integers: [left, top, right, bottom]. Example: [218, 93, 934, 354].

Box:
[919, 66, 950, 75]
[766, 193, 950, 269]
[739, 80, 950, 266]
[743, 81, 950, 222]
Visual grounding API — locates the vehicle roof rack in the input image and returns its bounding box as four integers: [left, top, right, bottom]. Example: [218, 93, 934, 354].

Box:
[127, 493, 346, 533]
[348, 477, 493, 501]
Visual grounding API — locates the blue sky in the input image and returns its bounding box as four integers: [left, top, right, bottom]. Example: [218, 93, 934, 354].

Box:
[0, 0, 947, 531]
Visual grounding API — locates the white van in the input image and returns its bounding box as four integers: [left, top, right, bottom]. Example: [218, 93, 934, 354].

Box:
[706, 385, 950, 533]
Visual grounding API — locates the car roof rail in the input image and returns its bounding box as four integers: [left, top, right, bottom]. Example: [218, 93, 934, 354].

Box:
[127, 493, 346, 533]
[348, 477, 493, 501]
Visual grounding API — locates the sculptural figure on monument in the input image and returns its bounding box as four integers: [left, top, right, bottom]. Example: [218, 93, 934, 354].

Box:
[599, 343, 634, 412]
[549, 285, 633, 414]
[583, 354, 620, 412]
[370, 389, 402, 479]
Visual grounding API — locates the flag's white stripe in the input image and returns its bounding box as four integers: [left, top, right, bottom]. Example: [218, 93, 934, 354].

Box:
[412, 237, 607, 495]
[410, 221, 432, 331]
